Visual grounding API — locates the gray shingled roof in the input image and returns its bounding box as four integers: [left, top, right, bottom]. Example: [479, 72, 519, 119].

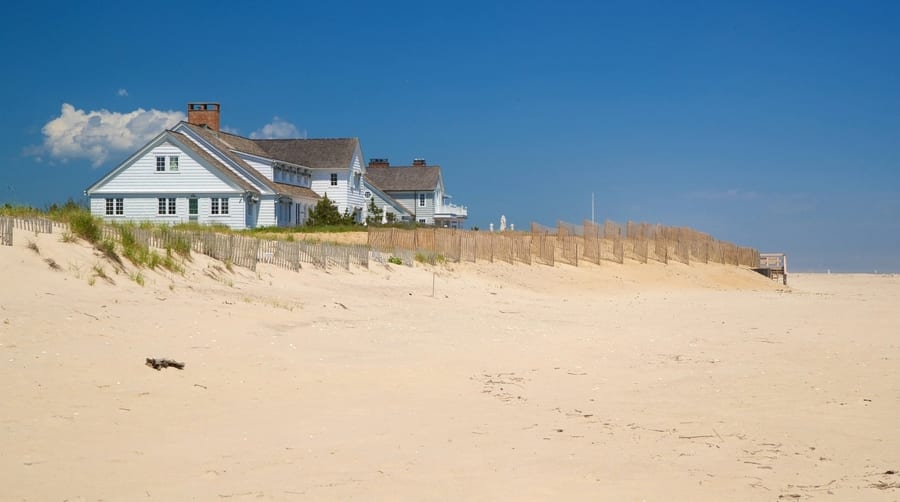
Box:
[170, 132, 258, 193]
[365, 166, 441, 192]
[253, 138, 358, 170]
[179, 122, 277, 192]
[273, 182, 320, 200]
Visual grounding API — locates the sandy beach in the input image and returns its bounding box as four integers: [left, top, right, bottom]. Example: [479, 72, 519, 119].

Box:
[2, 229, 898, 501]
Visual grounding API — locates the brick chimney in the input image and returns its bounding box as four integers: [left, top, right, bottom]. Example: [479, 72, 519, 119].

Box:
[412, 158, 426, 167]
[368, 158, 390, 168]
[187, 103, 221, 131]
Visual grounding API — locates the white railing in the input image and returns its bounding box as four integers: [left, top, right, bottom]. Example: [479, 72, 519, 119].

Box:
[435, 203, 467, 217]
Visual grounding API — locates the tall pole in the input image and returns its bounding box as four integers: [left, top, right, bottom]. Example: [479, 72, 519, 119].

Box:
[591, 192, 595, 224]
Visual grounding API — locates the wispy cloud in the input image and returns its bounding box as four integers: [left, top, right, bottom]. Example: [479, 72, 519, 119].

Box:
[249, 117, 305, 139]
[687, 189, 759, 201]
[27, 103, 185, 167]
[117, 88, 129, 97]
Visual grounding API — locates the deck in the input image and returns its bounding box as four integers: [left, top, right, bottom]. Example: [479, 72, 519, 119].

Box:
[754, 253, 788, 285]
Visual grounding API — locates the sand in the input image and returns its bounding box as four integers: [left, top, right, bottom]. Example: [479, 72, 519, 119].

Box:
[1, 228, 898, 501]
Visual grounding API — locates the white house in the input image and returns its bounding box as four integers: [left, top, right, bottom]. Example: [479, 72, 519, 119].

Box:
[86, 103, 367, 230]
[364, 158, 468, 228]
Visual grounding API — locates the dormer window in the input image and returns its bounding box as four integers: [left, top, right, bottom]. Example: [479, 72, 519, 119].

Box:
[330, 173, 338, 186]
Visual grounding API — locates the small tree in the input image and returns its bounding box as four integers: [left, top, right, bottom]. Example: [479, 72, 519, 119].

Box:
[365, 198, 383, 225]
[306, 194, 344, 226]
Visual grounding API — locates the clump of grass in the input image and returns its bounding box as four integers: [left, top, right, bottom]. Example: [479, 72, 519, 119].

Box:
[173, 221, 231, 233]
[91, 263, 114, 285]
[26, 241, 39, 254]
[60, 232, 77, 243]
[412, 252, 447, 265]
[69, 212, 102, 243]
[88, 276, 96, 286]
[44, 258, 61, 271]
[130, 271, 145, 286]
[163, 235, 192, 259]
[388, 256, 403, 265]
[97, 239, 121, 266]
[112, 223, 183, 274]
[224, 259, 234, 273]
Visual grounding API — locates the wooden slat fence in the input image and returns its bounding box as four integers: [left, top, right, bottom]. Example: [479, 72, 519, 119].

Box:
[0, 217, 12, 246]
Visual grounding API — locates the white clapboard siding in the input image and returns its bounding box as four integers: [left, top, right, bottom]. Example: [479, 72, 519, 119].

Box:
[92, 142, 240, 194]
[90, 195, 246, 229]
[311, 171, 349, 213]
[257, 196, 276, 227]
[235, 153, 274, 181]
[390, 192, 435, 224]
[346, 150, 366, 217]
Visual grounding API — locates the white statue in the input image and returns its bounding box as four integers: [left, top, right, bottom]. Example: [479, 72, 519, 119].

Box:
[489, 223, 494, 232]
[509, 223, 514, 232]
[499, 215, 507, 232]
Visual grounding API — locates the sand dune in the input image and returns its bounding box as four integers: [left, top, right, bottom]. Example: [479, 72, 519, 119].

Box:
[1, 229, 898, 500]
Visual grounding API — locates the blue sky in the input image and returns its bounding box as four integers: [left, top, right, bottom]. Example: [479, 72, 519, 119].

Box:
[2, 1, 898, 271]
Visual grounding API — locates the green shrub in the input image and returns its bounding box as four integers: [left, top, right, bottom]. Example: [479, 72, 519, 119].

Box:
[388, 256, 403, 265]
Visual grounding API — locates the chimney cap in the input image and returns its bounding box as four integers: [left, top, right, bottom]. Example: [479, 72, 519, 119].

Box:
[412, 158, 426, 166]
[188, 102, 220, 111]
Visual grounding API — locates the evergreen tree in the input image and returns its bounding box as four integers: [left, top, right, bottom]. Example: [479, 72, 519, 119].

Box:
[306, 194, 344, 226]
[365, 198, 383, 225]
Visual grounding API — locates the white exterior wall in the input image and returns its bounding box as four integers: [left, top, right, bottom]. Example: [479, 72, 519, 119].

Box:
[311, 171, 349, 214]
[235, 153, 274, 180]
[89, 195, 246, 229]
[346, 150, 366, 222]
[390, 191, 435, 224]
[257, 196, 277, 227]
[308, 148, 367, 222]
[93, 142, 237, 194]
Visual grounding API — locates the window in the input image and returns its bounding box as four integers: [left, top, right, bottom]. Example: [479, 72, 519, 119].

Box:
[107, 198, 124, 215]
[364, 191, 371, 198]
[211, 197, 229, 215]
[156, 156, 165, 172]
[330, 173, 338, 186]
[158, 198, 175, 215]
[419, 193, 426, 207]
[353, 173, 361, 190]
[168, 156, 179, 171]
[418, 218, 426, 224]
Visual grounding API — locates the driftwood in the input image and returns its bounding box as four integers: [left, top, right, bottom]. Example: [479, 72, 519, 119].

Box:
[145, 358, 185, 371]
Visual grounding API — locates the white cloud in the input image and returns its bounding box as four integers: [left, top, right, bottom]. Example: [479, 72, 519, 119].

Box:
[31, 103, 185, 167]
[249, 117, 305, 139]
[117, 88, 128, 97]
